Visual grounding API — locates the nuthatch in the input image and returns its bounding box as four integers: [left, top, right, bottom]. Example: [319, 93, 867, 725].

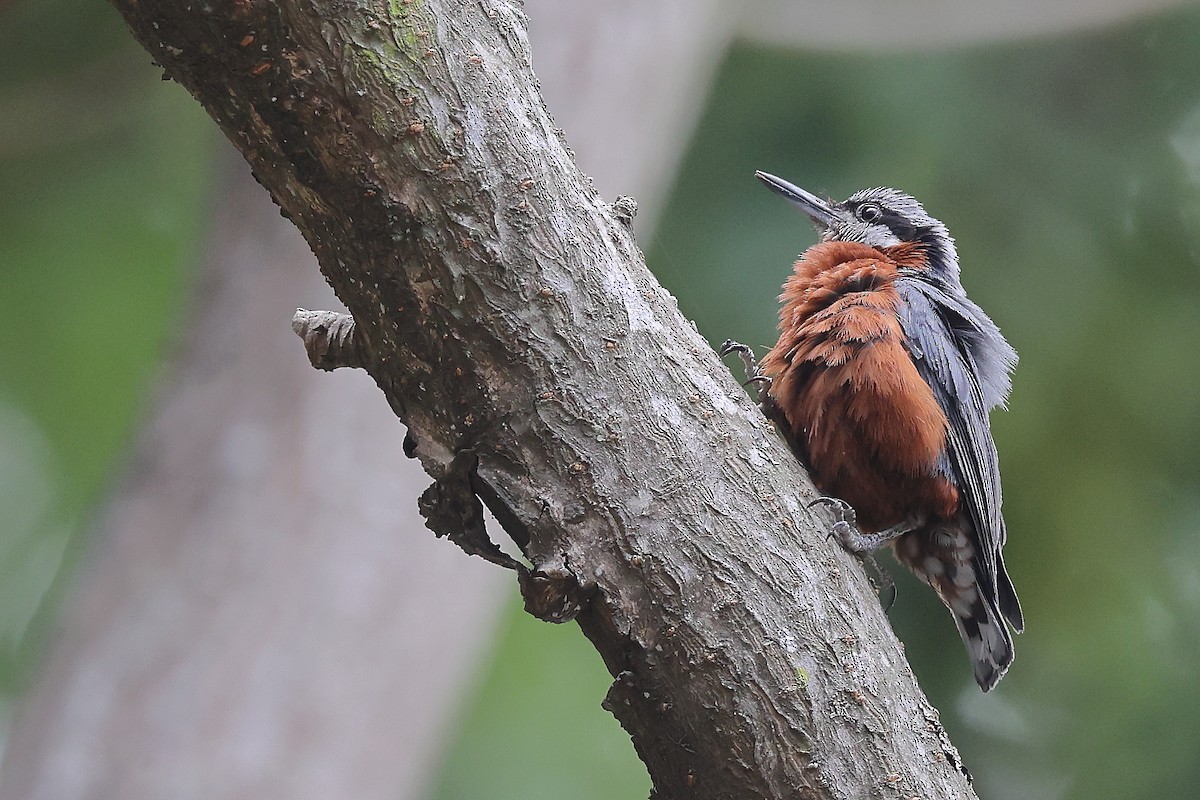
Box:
[723, 171, 1022, 690]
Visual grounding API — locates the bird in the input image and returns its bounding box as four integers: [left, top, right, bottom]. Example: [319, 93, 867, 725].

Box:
[722, 170, 1023, 691]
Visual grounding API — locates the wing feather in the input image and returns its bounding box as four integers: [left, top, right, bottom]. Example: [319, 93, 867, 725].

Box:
[895, 277, 1023, 631]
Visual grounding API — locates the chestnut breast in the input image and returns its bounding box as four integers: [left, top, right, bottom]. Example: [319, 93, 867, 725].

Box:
[760, 241, 959, 530]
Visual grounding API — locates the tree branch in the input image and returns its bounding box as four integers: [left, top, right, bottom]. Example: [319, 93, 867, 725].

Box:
[108, 2, 978, 797]
[292, 308, 367, 369]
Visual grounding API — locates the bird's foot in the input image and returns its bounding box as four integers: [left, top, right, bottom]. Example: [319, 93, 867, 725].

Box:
[719, 339, 772, 405]
[808, 496, 870, 552]
[808, 496, 916, 552]
[808, 496, 901, 610]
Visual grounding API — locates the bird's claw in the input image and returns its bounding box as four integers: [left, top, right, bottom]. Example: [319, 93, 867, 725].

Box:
[807, 495, 856, 517]
[718, 338, 748, 358]
[719, 339, 773, 402]
[808, 497, 860, 545]
[878, 574, 897, 611]
[861, 560, 897, 611]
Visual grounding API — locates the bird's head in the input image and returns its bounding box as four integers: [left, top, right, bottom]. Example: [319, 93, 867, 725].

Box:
[756, 170, 959, 279]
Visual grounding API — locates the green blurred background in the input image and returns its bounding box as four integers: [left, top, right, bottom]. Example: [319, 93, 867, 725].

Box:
[4, 2, 1200, 798]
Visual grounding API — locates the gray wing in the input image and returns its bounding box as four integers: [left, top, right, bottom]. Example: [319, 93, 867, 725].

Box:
[895, 276, 1023, 631]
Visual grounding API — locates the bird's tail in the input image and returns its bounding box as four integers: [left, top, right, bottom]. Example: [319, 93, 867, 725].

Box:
[894, 519, 1016, 691]
[950, 583, 1014, 692]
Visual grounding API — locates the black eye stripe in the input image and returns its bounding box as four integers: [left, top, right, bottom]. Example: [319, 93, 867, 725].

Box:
[879, 211, 916, 239]
[844, 199, 930, 243]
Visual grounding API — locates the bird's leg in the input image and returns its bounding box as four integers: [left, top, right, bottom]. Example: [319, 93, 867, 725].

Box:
[719, 339, 772, 406]
[808, 496, 922, 551]
[807, 496, 924, 610]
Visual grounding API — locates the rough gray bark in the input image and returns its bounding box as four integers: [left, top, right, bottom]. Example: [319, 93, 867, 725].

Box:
[93, 2, 978, 799]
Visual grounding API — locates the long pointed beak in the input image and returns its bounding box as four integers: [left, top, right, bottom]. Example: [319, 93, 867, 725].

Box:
[755, 171, 836, 229]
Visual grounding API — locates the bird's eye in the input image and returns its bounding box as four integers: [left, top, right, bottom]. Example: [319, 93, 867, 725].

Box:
[856, 203, 883, 223]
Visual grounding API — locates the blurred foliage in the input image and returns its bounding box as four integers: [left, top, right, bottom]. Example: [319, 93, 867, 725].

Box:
[0, 0, 213, 687]
[5, 1, 1200, 799]
[430, 595, 651, 800]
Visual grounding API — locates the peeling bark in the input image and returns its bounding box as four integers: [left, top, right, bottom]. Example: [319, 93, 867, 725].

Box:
[99, 2, 979, 798]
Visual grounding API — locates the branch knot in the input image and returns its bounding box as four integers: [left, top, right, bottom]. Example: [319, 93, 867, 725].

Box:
[292, 308, 367, 371]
